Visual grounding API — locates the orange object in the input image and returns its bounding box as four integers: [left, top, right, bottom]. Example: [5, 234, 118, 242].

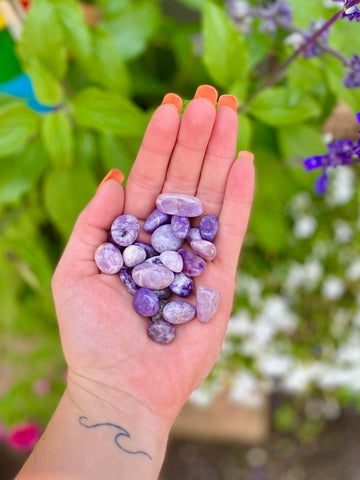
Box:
[218, 95, 238, 112]
[161, 93, 182, 113]
[97, 169, 125, 191]
[237, 151, 254, 163]
[194, 85, 218, 106]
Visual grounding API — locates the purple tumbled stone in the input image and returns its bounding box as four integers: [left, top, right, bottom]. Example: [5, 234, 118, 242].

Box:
[134, 241, 158, 259]
[145, 255, 162, 265]
[190, 240, 217, 261]
[199, 214, 219, 241]
[171, 215, 190, 239]
[160, 251, 183, 273]
[170, 272, 194, 298]
[119, 267, 138, 295]
[196, 286, 220, 323]
[95, 242, 123, 274]
[111, 214, 140, 246]
[132, 262, 175, 289]
[147, 319, 176, 344]
[151, 300, 167, 321]
[152, 287, 172, 300]
[144, 209, 171, 233]
[151, 224, 183, 253]
[162, 301, 196, 324]
[123, 245, 147, 267]
[186, 227, 202, 243]
[156, 193, 203, 217]
[178, 248, 206, 277]
[133, 288, 160, 317]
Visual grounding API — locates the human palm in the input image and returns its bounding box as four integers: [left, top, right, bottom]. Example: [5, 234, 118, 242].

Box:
[52, 90, 255, 424]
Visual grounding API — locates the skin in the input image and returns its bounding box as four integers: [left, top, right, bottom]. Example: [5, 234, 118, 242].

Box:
[16, 94, 255, 480]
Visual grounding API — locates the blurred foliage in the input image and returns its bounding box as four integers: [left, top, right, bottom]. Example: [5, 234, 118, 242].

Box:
[1, 0, 360, 436]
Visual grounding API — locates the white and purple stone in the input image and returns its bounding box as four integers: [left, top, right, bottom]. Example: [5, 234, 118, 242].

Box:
[143, 209, 171, 233]
[170, 272, 194, 298]
[147, 319, 176, 344]
[186, 227, 202, 243]
[133, 288, 160, 317]
[199, 214, 219, 241]
[178, 248, 206, 277]
[132, 262, 175, 289]
[196, 286, 220, 323]
[134, 241, 158, 259]
[190, 240, 217, 261]
[156, 193, 203, 217]
[160, 251, 183, 273]
[123, 245, 147, 267]
[111, 214, 140, 246]
[145, 255, 162, 265]
[119, 267, 138, 295]
[95, 242, 123, 274]
[171, 215, 190, 239]
[151, 300, 167, 321]
[151, 224, 183, 252]
[152, 287, 172, 300]
[162, 300, 196, 324]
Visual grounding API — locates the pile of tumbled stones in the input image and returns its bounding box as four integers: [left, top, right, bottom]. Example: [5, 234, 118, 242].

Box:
[94, 193, 220, 344]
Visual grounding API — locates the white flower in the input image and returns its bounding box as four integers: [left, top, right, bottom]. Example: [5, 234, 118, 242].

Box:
[256, 353, 294, 378]
[333, 219, 353, 244]
[335, 332, 360, 364]
[259, 296, 299, 334]
[321, 275, 346, 299]
[228, 371, 265, 407]
[327, 167, 355, 206]
[322, 132, 334, 143]
[281, 363, 323, 394]
[226, 310, 253, 336]
[284, 32, 303, 49]
[346, 257, 360, 280]
[293, 215, 317, 239]
[284, 258, 323, 294]
[286, 192, 312, 218]
[331, 308, 350, 338]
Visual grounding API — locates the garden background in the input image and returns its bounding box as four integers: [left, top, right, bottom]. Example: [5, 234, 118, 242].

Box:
[1, 0, 360, 478]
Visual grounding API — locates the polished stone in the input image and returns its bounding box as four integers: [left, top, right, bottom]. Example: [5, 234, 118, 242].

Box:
[170, 272, 194, 298]
[151, 224, 183, 252]
[133, 288, 160, 317]
[147, 319, 176, 344]
[111, 214, 140, 246]
[196, 286, 220, 323]
[171, 215, 190, 239]
[123, 245, 147, 267]
[160, 251, 183, 273]
[95, 242, 123, 274]
[162, 301, 196, 324]
[156, 193, 203, 217]
[119, 267, 138, 295]
[178, 248, 206, 277]
[199, 214, 219, 241]
[132, 262, 175, 289]
[190, 240, 217, 261]
[144, 209, 171, 233]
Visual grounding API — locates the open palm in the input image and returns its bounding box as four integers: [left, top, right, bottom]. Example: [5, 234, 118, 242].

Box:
[52, 88, 255, 425]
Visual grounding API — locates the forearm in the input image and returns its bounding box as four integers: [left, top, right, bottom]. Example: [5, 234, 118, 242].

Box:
[16, 385, 171, 480]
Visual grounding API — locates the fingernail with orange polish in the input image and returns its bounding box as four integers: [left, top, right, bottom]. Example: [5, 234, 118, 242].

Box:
[162, 93, 182, 114]
[218, 95, 238, 112]
[237, 151, 254, 163]
[194, 85, 218, 106]
[97, 169, 125, 191]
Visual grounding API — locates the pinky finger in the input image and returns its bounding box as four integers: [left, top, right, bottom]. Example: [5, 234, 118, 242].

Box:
[216, 152, 255, 275]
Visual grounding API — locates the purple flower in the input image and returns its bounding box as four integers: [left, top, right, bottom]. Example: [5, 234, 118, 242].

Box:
[257, 1, 293, 35]
[333, 0, 360, 20]
[344, 54, 360, 88]
[314, 172, 329, 195]
[302, 20, 330, 59]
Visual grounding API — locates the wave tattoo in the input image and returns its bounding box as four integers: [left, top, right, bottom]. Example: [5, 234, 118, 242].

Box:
[79, 416, 152, 460]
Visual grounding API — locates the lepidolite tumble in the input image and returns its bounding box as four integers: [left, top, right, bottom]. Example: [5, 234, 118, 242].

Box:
[156, 193, 204, 217]
[132, 262, 175, 290]
[147, 319, 176, 344]
[95, 243, 123, 274]
[162, 301, 196, 324]
[133, 288, 160, 317]
[111, 214, 140, 246]
[196, 286, 220, 323]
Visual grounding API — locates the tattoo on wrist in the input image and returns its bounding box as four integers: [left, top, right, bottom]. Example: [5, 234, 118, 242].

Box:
[79, 416, 152, 460]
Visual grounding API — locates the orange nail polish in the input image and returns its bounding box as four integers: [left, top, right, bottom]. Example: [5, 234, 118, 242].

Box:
[237, 151, 254, 162]
[97, 169, 125, 191]
[194, 85, 218, 106]
[162, 93, 182, 114]
[218, 95, 238, 112]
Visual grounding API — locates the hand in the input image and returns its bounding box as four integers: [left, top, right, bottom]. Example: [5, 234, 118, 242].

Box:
[52, 85, 255, 430]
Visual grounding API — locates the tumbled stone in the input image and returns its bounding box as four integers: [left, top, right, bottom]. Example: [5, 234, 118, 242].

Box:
[145, 255, 162, 265]
[151, 224, 183, 253]
[133, 288, 160, 317]
[186, 227, 202, 243]
[156, 193, 203, 217]
[178, 248, 206, 277]
[171, 215, 190, 239]
[132, 262, 174, 289]
[162, 301, 196, 324]
[190, 240, 217, 261]
[199, 214, 219, 241]
[123, 245, 147, 267]
[160, 251, 183, 273]
[151, 300, 167, 321]
[196, 286, 220, 323]
[152, 287, 172, 300]
[95, 242, 123, 274]
[147, 319, 176, 344]
[170, 272, 194, 298]
[119, 267, 138, 295]
[111, 214, 140, 246]
[144, 209, 171, 233]
[134, 241, 158, 259]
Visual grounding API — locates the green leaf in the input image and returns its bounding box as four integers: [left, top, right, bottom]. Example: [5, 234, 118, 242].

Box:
[287, 57, 325, 96]
[202, 2, 249, 88]
[75, 130, 98, 169]
[99, 133, 134, 179]
[17, 0, 67, 79]
[101, 0, 161, 60]
[249, 87, 321, 126]
[71, 87, 147, 136]
[53, 0, 92, 64]
[43, 165, 97, 238]
[0, 94, 25, 111]
[97, 0, 130, 18]
[277, 125, 326, 161]
[0, 140, 48, 205]
[26, 58, 63, 105]
[42, 111, 74, 166]
[237, 114, 253, 152]
[0, 104, 40, 158]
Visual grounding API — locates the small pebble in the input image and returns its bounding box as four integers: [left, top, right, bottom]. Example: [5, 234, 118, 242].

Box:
[119, 267, 138, 295]
[147, 319, 176, 344]
[160, 251, 183, 273]
[133, 288, 160, 317]
[95, 242, 123, 274]
[132, 262, 175, 290]
[123, 245, 147, 267]
[187, 227, 202, 243]
[170, 272, 194, 298]
[111, 214, 140, 246]
[190, 240, 217, 261]
[178, 248, 206, 277]
[134, 241, 158, 259]
[199, 214, 218, 241]
[163, 301, 196, 324]
[196, 286, 220, 323]
[171, 215, 190, 239]
[151, 224, 183, 252]
[152, 287, 172, 300]
[156, 193, 203, 217]
[144, 209, 171, 233]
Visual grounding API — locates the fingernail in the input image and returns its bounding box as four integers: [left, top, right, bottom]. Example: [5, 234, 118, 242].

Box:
[162, 93, 182, 114]
[194, 85, 218, 106]
[97, 169, 125, 191]
[218, 95, 238, 112]
[237, 151, 254, 162]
